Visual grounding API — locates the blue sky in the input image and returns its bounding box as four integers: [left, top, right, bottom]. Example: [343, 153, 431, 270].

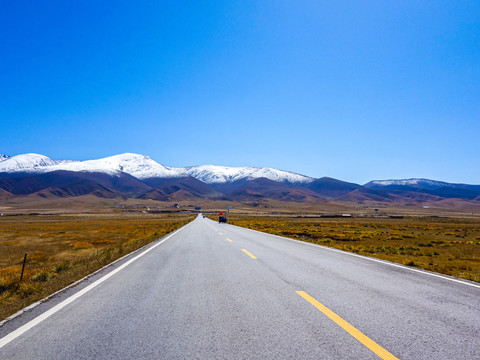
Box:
[1, 1, 479, 184]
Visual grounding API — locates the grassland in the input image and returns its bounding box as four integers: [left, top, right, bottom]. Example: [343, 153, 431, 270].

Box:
[0, 213, 194, 320]
[221, 214, 480, 283]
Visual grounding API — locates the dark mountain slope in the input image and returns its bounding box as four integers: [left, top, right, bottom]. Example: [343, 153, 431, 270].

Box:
[304, 177, 362, 198]
[221, 178, 326, 203]
[365, 180, 480, 200]
[0, 171, 150, 198]
[141, 176, 219, 197]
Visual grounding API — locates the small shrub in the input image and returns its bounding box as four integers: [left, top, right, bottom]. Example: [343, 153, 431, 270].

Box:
[101, 247, 113, 261]
[53, 263, 70, 273]
[31, 270, 55, 282]
[19, 283, 37, 298]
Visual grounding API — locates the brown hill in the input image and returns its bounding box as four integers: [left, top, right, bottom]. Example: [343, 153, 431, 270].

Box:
[338, 188, 407, 203]
[31, 187, 118, 199]
[0, 188, 13, 199]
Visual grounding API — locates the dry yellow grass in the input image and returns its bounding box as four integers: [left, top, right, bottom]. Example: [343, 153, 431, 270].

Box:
[221, 214, 480, 283]
[0, 213, 194, 320]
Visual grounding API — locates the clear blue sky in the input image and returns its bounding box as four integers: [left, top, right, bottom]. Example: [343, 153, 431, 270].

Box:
[1, 1, 479, 184]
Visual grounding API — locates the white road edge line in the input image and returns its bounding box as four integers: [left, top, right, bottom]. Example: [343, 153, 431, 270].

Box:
[213, 219, 480, 290]
[0, 220, 194, 349]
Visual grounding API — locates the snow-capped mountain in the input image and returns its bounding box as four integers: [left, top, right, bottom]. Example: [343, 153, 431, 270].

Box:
[0, 152, 319, 201]
[180, 165, 313, 184]
[0, 153, 58, 173]
[1, 153, 479, 204]
[0, 153, 187, 179]
[364, 178, 480, 201]
[0, 153, 313, 184]
[50, 153, 187, 179]
[365, 178, 455, 189]
[0, 155, 10, 162]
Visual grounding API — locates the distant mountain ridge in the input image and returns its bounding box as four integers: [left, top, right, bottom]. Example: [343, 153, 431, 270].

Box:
[0, 153, 313, 185]
[366, 179, 455, 189]
[364, 178, 480, 201]
[0, 153, 479, 205]
[182, 165, 313, 184]
[0, 153, 186, 179]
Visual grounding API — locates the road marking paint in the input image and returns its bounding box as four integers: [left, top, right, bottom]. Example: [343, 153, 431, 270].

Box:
[235, 225, 480, 290]
[219, 232, 223, 235]
[0, 221, 193, 350]
[226, 238, 233, 242]
[242, 249, 257, 259]
[296, 291, 399, 360]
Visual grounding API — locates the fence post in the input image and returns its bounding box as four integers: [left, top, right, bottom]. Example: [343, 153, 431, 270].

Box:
[20, 253, 27, 282]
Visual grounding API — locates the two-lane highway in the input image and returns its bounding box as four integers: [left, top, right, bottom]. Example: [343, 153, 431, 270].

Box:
[1, 215, 479, 359]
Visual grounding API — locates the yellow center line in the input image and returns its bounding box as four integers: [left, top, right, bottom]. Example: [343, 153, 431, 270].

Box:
[226, 238, 233, 242]
[219, 232, 223, 235]
[242, 249, 257, 259]
[296, 291, 399, 360]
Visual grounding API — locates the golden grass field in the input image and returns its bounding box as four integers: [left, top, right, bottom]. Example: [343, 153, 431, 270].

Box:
[221, 214, 480, 283]
[0, 213, 194, 320]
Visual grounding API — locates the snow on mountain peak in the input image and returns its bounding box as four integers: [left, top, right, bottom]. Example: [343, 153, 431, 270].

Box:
[0, 155, 10, 162]
[50, 153, 187, 179]
[180, 164, 313, 184]
[367, 178, 452, 188]
[0, 153, 58, 173]
[0, 153, 311, 183]
[0, 152, 187, 179]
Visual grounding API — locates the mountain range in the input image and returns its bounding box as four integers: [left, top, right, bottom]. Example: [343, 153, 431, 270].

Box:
[1, 153, 479, 206]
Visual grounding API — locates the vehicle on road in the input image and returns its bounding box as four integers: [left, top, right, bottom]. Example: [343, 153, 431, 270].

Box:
[219, 216, 227, 223]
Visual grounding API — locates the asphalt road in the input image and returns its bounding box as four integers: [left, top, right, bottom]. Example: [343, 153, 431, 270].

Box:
[1, 214, 479, 359]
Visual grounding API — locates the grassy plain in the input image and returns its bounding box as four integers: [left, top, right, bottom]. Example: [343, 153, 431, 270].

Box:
[221, 214, 480, 283]
[0, 213, 194, 320]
